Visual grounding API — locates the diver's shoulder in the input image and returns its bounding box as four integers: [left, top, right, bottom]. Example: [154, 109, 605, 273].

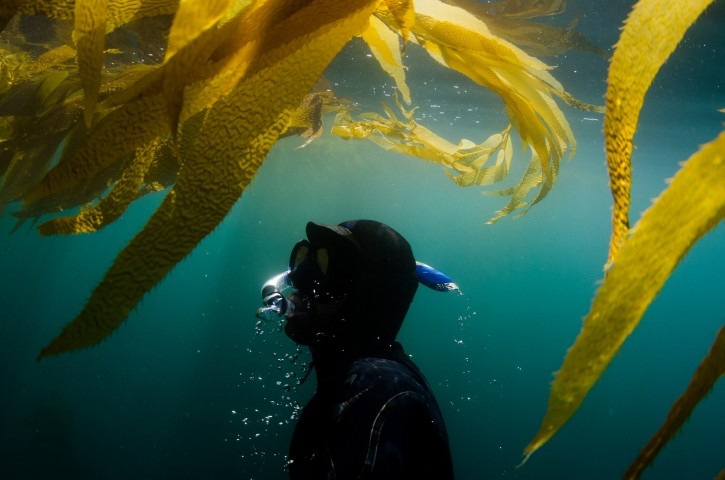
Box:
[343, 355, 426, 393]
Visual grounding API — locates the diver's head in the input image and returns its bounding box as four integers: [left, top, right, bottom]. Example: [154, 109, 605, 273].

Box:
[284, 220, 418, 352]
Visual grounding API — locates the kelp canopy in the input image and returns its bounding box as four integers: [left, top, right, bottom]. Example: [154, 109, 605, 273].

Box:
[0, 0, 594, 357]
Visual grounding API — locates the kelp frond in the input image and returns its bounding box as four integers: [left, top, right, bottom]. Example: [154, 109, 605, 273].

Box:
[0, 2, 595, 360]
[366, 0, 582, 222]
[625, 324, 725, 479]
[35, 0, 383, 359]
[332, 94, 514, 187]
[522, 0, 723, 473]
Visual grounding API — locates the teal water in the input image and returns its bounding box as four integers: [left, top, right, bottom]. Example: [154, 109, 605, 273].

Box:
[1, 2, 724, 479]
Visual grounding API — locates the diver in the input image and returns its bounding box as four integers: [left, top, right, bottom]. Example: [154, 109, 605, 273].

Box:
[256, 219, 458, 479]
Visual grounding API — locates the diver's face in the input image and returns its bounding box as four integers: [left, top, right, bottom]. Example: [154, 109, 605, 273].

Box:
[283, 240, 359, 345]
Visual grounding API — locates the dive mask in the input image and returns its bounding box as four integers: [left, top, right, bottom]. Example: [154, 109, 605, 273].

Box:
[255, 238, 358, 321]
[255, 258, 460, 321]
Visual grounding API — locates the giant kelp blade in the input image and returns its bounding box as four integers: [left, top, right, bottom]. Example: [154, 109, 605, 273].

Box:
[362, 15, 411, 104]
[38, 0, 380, 359]
[104, 0, 180, 31]
[523, 130, 725, 460]
[24, 93, 169, 206]
[161, 0, 235, 133]
[37, 138, 164, 235]
[603, 0, 715, 267]
[73, 0, 109, 127]
[377, 0, 415, 43]
[404, 0, 574, 222]
[164, 0, 233, 61]
[624, 324, 725, 480]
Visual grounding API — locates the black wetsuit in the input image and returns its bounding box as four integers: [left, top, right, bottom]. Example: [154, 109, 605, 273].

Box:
[288, 342, 454, 479]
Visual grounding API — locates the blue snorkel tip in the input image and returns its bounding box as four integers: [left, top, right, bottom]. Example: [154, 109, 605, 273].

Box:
[415, 262, 460, 293]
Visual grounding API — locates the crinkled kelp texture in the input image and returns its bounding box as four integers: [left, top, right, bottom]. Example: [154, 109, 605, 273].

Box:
[522, 0, 724, 477]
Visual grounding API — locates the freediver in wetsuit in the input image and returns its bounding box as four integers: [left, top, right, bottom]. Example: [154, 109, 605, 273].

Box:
[257, 220, 456, 479]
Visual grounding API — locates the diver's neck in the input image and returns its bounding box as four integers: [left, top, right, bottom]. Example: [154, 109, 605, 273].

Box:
[309, 341, 404, 386]
[308, 346, 353, 385]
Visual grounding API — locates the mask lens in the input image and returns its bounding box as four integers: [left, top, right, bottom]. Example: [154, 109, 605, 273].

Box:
[288, 242, 354, 303]
[290, 240, 310, 270]
[316, 248, 329, 275]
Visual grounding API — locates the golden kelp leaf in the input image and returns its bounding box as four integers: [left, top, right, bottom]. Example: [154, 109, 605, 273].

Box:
[523, 129, 725, 462]
[161, 0, 235, 132]
[361, 15, 411, 104]
[16, 0, 180, 30]
[604, 0, 715, 267]
[16, 1, 75, 21]
[0, 101, 83, 214]
[1, 47, 32, 93]
[25, 93, 169, 206]
[74, 0, 110, 127]
[18, 44, 76, 80]
[37, 137, 164, 235]
[331, 97, 514, 186]
[0, 69, 69, 115]
[484, 149, 543, 223]
[400, 0, 575, 222]
[376, 0, 415, 43]
[165, 0, 231, 60]
[38, 0, 380, 359]
[624, 324, 725, 480]
[104, 0, 180, 33]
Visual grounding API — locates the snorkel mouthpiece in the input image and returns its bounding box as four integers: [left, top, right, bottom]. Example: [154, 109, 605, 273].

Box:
[256, 271, 294, 321]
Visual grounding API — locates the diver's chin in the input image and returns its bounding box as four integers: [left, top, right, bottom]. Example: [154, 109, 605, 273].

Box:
[283, 293, 314, 345]
[283, 312, 315, 345]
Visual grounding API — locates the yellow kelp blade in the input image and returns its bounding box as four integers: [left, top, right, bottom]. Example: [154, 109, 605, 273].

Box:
[624, 324, 725, 480]
[376, 0, 414, 43]
[73, 0, 109, 127]
[523, 130, 725, 461]
[361, 15, 411, 104]
[604, 0, 715, 267]
[24, 93, 169, 206]
[398, 0, 575, 222]
[484, 149, 542, 223]
[161, 0, 236, 133]
[164, 0, 233, 61]
[331, 98, 513, 185]
[16, 45, 76, 83]
[37, 0, 380, 359]
[14, 0, 179, 30]
[37, 138, 164, 235]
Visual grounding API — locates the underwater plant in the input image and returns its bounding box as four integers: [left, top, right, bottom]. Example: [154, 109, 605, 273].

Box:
[0, 0, 592, 357]
[521, 0, 725, 477]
